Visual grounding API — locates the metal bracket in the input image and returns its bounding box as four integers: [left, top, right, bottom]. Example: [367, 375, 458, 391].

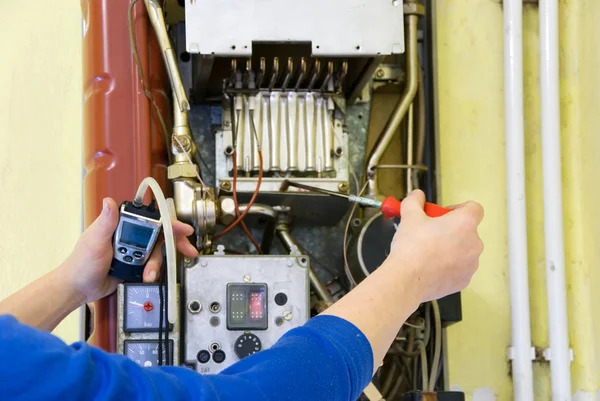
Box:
[542, 348, 575, 363]
[507, 346, 574, 363]
[500, 0, 539, 4]
[506, 346, 536, 361]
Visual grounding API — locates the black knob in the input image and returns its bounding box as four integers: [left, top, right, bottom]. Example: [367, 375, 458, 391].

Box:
[234, 333, 262, 360]
[213, 350, 226, 364]
[197, 350, 210, 364]
[275, 292, 288, 306]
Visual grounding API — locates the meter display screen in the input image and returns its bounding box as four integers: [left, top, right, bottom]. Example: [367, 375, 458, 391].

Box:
[120, 221, 154, 248]
[226, 283, 268, 330]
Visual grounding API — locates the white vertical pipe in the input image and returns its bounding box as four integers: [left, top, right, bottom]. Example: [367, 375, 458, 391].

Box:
[540, 0, 572, 399]
[504, 1, 535, 400]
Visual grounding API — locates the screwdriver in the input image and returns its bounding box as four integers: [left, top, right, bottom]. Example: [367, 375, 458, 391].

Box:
[281, 180, 451, 219]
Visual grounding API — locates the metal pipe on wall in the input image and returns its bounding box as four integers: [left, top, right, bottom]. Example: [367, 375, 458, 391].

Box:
[366, 12, 419, 197]
[540, 0, 572, 399]
[503, 0, 535, 399]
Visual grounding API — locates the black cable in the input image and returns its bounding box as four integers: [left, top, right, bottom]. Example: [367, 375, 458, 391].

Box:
[422, 0, 436, 202]
[158, 266, 164, 366]
[163, 245, 170, 366]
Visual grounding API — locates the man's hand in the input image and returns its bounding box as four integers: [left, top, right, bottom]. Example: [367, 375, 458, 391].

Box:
[389, 189, 484, 302]
[57, 198, 199, 304]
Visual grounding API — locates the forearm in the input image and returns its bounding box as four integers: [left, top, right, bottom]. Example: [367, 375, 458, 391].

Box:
[321, 256, 421, 370]
[0, 265, 84, 331]
[1, 314, 369, 401]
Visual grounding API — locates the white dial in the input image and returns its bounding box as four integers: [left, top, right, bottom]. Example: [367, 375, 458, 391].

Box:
[123, 285, 165, 332]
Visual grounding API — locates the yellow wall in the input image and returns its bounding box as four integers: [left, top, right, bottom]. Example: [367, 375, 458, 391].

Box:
[435, 0, 600, 399]
[0, 4, 82, 343]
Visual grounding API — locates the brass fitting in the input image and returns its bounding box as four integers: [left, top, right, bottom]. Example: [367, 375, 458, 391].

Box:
[219, 197, 237, 226]
[168, 163, 200, 180]
[404, 1, 425, 16]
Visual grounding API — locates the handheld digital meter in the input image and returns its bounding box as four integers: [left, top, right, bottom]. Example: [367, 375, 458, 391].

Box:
[109, 201, 162, 282]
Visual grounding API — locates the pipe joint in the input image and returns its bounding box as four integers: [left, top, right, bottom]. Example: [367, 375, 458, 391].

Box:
[403, 2, 425, 16]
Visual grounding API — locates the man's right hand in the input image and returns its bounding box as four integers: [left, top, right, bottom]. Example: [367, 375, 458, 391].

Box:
[388, 189, 484, 303]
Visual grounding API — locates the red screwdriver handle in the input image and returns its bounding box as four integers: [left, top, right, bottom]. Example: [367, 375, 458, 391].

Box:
[381, 196, 402, 218]
[380, 196, 451, 219]
[423, 202, 452, 218]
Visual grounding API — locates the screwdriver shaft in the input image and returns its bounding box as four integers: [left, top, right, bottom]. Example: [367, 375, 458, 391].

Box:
[348, 195, 381, 209]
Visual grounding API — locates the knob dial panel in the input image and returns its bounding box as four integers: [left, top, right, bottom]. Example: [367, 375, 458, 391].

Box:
[234, 333, 262, 360]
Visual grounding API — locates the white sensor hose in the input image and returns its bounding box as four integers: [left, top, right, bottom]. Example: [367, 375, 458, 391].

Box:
[134, 177, 177, 325]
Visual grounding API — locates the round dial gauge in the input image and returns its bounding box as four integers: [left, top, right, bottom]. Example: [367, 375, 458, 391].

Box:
[124, 285, 165, 332]
[234, 333, 262, 360]
[124, 340, 173, 367]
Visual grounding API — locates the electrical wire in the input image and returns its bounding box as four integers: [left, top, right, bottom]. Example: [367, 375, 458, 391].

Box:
[214, 112, 264, 241]
[387, 360, 405, 399]
[134, 177, 177, 323]
[129, 0, 212, 180]
[403, 318, 425, 330]
[227, 149, 263, 253]
[233, 109, 263, 253]
[128, 0, 172, 166]
[342, 182, 368, 288]
[158, 267, 164, 366]
[331, 121, 360, 195]
[428, 300, 442, 392]
[172, 135, 206, 187]
[163, 256, 170, 365]
[416, 340, 429, 391]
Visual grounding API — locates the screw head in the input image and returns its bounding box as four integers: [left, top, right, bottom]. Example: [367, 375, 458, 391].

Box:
[201, 260, 208, 267]
[283, 311, 293, 321]
[224, 120, 231, 128]
[376, 68, 385, 78]
[220, 181, 232, 191]
[338, 182, 349, 193]
[243, 275, 251, 283]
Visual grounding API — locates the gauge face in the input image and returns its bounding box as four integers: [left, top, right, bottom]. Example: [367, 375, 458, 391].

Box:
[124, 284, 165, 332]
[124, 340, 173, 367]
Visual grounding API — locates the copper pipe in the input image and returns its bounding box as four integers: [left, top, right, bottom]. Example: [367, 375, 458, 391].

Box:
[276, 226, 334, 306]
[414, 67, 427, 188]
[366, 14, 420, 196]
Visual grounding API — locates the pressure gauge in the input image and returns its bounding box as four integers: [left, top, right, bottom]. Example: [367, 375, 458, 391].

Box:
[124, 340, 173, 367]
[123, 284, 168, 333]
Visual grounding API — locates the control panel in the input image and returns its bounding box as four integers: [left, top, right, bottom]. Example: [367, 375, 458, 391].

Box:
[183, 255, 310, 374]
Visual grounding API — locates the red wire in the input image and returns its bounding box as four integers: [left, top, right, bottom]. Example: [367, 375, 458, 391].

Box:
[214, 150, 264, 246]
[232, 151, 262, 253]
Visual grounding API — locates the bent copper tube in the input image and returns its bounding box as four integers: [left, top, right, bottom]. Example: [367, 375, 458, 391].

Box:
[144, 0, 190, 114]
[366, 14, 420, 196]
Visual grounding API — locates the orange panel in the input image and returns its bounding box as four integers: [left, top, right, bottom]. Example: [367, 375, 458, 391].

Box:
[82, 0, 170, 352]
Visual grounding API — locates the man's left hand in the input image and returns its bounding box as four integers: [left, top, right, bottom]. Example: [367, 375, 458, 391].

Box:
[58, 198, 199, 304]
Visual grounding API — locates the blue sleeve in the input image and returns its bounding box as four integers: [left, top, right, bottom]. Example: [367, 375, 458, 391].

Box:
[0, 314, 373, 401]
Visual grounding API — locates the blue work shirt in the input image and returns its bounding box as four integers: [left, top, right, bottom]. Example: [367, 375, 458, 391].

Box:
[0, 314, 373, 401]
